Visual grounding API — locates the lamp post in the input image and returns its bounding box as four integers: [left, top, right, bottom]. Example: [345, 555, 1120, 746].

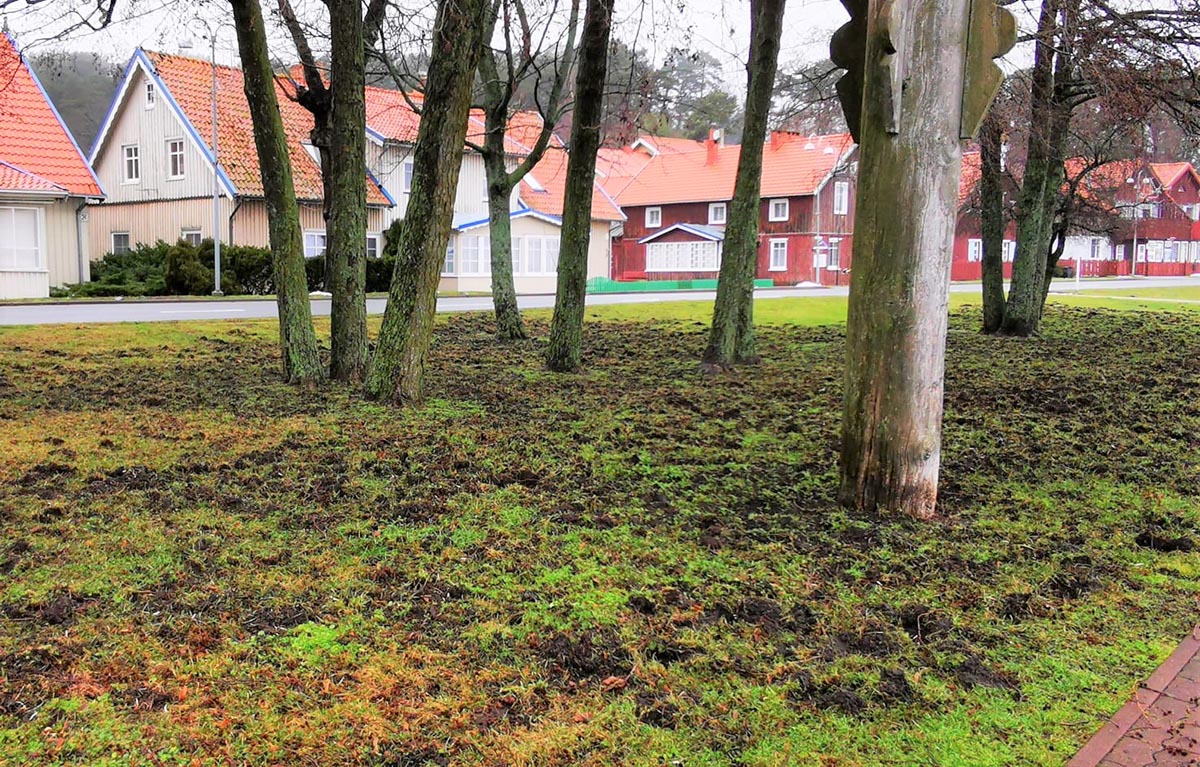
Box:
[182, 21, 224, 296]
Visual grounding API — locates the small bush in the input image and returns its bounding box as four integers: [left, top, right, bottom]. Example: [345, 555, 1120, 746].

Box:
[165, 241, 212, 295]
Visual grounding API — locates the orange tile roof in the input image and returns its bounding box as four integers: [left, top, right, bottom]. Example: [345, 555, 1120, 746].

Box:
[519, 147, 624, 222]
[362, 85, 559, 156]
[612, 132, 854, 207]
[959, 151, 981, 208]
[139, 51, 389, 206]
[0, 35, 104, 197]
[1151, 162, 1198, 189]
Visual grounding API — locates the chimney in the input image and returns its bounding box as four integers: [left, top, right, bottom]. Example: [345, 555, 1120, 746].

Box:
[771, 131, 785, 151]
[706, 131, 720, 166]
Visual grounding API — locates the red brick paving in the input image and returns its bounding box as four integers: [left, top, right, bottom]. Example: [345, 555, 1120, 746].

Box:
[1069, 626, 1200, 766]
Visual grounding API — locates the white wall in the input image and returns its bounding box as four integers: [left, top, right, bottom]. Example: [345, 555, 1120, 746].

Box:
[0, 196, 88, 298]
[450, 217, 612, 295]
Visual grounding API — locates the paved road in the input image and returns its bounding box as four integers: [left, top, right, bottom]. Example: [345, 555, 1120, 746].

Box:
[0, 276, 1196, 326]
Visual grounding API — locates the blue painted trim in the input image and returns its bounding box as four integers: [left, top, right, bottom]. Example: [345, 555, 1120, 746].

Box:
[366, 126, 387, 145]
[455, 207, 563, 232]
[367, 168, 396, 207]
[87, 52, 139, 164]
[133, 49, 239, 197]
[638, 222, 726, 245]
[9, 33, 107, 198]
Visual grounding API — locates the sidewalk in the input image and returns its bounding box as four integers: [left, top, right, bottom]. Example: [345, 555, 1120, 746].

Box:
[1069, 625, 1200, 766]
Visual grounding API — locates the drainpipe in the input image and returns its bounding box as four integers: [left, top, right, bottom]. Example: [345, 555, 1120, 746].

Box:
[814, 185, 823, 285]
[228, 196, 242, 244]
[74, 198, 88, 284]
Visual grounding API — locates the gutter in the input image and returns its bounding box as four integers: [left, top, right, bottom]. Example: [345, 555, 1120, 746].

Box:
[228, 196, 243, 243]
[75, 198, 88, 283]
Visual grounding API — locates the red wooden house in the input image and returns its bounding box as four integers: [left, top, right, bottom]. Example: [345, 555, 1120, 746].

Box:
[605, 131, 857, 286]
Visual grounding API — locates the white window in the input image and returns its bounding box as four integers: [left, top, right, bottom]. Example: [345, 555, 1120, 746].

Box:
[708, 203, 727, 225]
[828, 238, 842, 269]
[303, 231, 327, 259]
[0, 208, 42, 271]
[769, 238, 788, 271]
[769, 198, 789, 222]
[403, 159, 414, 193]
[645, 207, 662, 228]
[181, 229, 202, 247]
[511, 237, 522, 275]
[1136, 243, 1147, 262]
[1003, 240, 1016, 262]
[460, 235, 491, 275]
[645, 240, 721, 272]
[1116, 244, 1126, 261]
[1165, 240, 1178, 262]
[833, 181, 850, 215]
[1147, 240, 1164, 262]
[1090, 238, 1108, 261]
[111, 232, 131, 255]
[166, 139, 185, 180]
[145, 82, 156, 109]
[366, 234, 380, 259]
[122, 145, 140, 184]
[544, 236, 560, 274]
[967, 238, 982, 262]
[525, 236, 543, 274]
[442, 238, 456, 275]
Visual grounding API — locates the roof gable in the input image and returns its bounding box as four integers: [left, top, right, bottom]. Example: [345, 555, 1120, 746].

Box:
[0, 34, 105, 197]
[518, 147, 625, 222]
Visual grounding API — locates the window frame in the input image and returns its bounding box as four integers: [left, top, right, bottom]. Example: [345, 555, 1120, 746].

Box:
[181, 229, 202, 247]
[833, 181, 850, 216]
[645, 206, 662, 229]
[402, 159, 414, 193]
[145, 82, 156, 110]
[442, 237, 456, 276]
[0, 207, 45, 272]
[645, 240, 721, 273]
[166, 138, 186, 180]
[967, 238, 982, 263]
[366, 234, 381, 259]
[828, 237, 843, 269]
[768, 238, 788, 272]
[768, 198, 789, 222]
[303, 231, 327, 259]
[111, 232, 132, 256]
[708, 202, 727, 226]
[121, 144, 140, 184]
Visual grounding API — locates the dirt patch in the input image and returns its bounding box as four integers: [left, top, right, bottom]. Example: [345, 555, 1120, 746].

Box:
[949, 654, 1019, 691]
[1136, 530, 1196, 553]
[537, 629, 633, 682]
[635, 690, 680, 728]
[897, 604, 954, 643]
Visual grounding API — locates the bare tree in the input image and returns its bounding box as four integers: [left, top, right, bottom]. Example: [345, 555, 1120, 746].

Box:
[544, 0, 613, 372]
[228, 0, 324, 385]
[701, 0, 787, 371]
[473, 0, 580, 341]
[366, 0, 492, 404]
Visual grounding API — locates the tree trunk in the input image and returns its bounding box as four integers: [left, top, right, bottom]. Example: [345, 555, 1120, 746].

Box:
[484, 146, 527, 340]
[327, 0, 369, 381]
[229, 0, 323, 386]
[1000, 0, 1065, 336]
[701, 0, 786, 370]
[979, 114, 1006, 333]
[837, 0, 971, 518]
[1040, 214, 1068, 314]
[364, 0, 490, 404]
[545, 0, 614, 373]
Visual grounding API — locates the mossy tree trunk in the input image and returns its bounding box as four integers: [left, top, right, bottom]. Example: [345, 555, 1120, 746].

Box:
[545, 0, 613, 373]
[836, 0, 972, 519]
[979, 113, 1006, 334]
[1000, 0, 1075, 336]
[327, 0, 369, 381]
[365, 0, 490, 404]
[701, 0, 786, 371]
[229, 0, 322, 386]
[475, 0, 580, 341]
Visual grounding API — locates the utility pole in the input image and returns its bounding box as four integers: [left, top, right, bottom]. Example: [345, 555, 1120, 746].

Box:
[831, 0, 1015, 517]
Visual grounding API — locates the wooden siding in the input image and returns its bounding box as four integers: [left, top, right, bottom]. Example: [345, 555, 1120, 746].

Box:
[449, 218, 610, 294]
[374, 144, 508, 231]
[93, 67, 219, 203]
[88, 197, 385, 255]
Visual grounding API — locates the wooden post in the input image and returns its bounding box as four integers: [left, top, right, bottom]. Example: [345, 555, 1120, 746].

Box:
[831, 0, 1014, 517]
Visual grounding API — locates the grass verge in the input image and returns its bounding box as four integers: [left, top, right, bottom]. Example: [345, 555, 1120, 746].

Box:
[1, 303, 1198, 766]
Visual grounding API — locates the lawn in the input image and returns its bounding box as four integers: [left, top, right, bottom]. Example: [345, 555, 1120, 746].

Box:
[2, 301, 1200, 766]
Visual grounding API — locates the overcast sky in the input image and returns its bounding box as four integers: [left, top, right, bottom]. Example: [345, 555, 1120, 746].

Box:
[5, 0, 850, 82]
